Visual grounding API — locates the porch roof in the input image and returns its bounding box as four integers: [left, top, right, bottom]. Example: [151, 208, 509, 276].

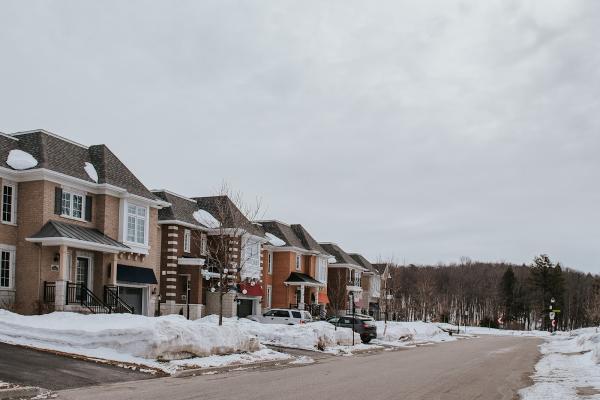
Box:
[27, 220, 129, 253]
[284, 272, 324, 287]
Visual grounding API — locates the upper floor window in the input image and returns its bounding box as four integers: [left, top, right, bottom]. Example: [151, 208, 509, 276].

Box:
[242, 239, 260, 275]
[200, 233, 208, 256]
[183, 229, 191, 253]
[62, 190, 84, 220]
[0, 247, 15, 289]
[295, 254, 302, 271]
[127, 204, 147, 244]
[268, 252, 273, 275]
[2, 182, 16, 224]
[317, 257, 327, 283]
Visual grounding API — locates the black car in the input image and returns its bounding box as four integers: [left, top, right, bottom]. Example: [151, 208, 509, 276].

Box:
[328, 315, 377, 343]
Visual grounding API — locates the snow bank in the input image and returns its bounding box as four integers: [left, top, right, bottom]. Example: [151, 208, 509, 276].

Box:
[171, 348, 290, 369]
[193, 209, 220, 228]
[6, 149, 37, 170]
[0, 311, 258, 363]
[375, 321, 455, 344]
[520, 327, 600, 400]
[202, 315, 360, 350]
[84, 162, 98, 182]
[265, 232, 285, 246]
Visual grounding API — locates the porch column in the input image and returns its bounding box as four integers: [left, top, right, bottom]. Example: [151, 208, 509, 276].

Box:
[109, 253, 118, 286]
[55, 245, 69, 310]
[299, 284, 305, 308]
[315, 289, 319, 306]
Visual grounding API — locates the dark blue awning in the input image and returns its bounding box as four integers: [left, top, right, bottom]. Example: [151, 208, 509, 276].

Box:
[117, 265, 158, 284]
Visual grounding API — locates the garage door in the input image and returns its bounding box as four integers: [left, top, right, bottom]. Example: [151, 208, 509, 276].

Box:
[119, 287, 144, 315]
[237, 299, 253, 318]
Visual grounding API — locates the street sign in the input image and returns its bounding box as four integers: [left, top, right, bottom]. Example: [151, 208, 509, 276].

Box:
[497, 317, 503, 324]
[552, 309, 561, 313]
[552, 319, 557, 327]
[549, 312, 555, 319]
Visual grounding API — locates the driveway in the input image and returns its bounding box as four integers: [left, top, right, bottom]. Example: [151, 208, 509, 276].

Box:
[0, 342, 154, 390]
[57, 336, 542, 400]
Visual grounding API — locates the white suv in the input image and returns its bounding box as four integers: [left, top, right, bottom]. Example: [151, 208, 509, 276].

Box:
[248, 308, 313, 325]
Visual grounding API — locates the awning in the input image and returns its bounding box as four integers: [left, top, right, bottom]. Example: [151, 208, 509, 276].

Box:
[239, 282, 264, 297]
[318, 292, 330, 304]
[284, 272, 324, 287]
[117, 265, 158, 284]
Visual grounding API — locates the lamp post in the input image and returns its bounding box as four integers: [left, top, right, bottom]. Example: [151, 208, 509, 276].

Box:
[350, 291, 355, 346]
[186, 279, 191, 320]
[550, 297, 556, 332]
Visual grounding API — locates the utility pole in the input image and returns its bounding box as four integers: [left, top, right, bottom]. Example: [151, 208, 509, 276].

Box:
[186, 278, 191, 320]
[351, 291, 355, 346]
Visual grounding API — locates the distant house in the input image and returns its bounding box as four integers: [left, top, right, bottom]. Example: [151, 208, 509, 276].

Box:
[259, 220, 330, 317]
[0, 129, 167, 316]
[319, 243, 367, 316]
[373, 262, 393, 320]
[349, 254, 381, 318]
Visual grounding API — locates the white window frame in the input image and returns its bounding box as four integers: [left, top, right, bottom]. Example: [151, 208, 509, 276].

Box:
[266, 285, 272, 308]
[183, 229, 191, 253]
[200, 234, 208, 256]
[61, 189, 85, 221]
[317, 257, 328, 283]
[125, 203, 148, 246]
[0, 245, 16, 290]
[267, 252, 273, 275]
[75, 251, 94, 289]
[295, 254, 302, 271]
[1, 181, 16, 225]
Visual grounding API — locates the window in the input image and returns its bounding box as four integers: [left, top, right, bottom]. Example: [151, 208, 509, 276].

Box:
[200, 234, 208, 256]
[268, 252, 273, 275]
[0, 249, 15, 289]
[183, 229, 191, 253]
[317, 257, 327, 283]
[2, 183, 16, 224]
[61, 190, 84, 219]
[266, 285, 272, 308]
[291, 311, 302, 318]
[243, 240, 260, 268]
[126, 204, 147, 244]
[274, 310, 290, 318]
[295, 254, 301, 271]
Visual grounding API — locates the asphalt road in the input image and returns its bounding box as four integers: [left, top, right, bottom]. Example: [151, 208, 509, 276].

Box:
[0, 342, 153, 390]
[57, 336, 542, 400]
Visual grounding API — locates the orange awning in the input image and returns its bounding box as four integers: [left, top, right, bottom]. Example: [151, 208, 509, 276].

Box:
[318, 292, 329, 304]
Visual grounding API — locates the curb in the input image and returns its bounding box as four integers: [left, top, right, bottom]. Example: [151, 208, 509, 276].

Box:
[0, 386, 41, 400]
[172, 359, 293, 378]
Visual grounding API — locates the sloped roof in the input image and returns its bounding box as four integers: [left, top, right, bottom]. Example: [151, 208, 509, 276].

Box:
[258, 220, 305, 249]
[349, 253, 379, 274]
[290, 224, 328, 254]
[319, 243, 362, 267]
[372, 263, 389, 274]
[3, 130, 157, 201]
[194, 195, 264, 236]
[154, 190, 204, 227]
[285, 272, 323, 285]
[30, 220, 129, 249]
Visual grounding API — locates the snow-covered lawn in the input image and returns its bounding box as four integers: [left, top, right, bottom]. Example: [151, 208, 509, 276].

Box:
[519, 328, 600, 400]
[372, 321, 456, 347]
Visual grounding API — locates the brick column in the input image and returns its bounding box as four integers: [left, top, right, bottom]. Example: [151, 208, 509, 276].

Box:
[54, 245, 69, 310]
[165, 225, 178, 304]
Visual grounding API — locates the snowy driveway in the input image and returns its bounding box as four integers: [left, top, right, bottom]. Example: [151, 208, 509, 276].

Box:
[0, 342, 154, 390]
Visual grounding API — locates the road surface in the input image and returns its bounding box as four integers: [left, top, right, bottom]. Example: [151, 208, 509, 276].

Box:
[57, 336, 541, 400]
[0, 342, 153, 390]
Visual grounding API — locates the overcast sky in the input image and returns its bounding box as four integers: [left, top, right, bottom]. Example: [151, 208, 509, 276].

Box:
[1, 1, 599, 273]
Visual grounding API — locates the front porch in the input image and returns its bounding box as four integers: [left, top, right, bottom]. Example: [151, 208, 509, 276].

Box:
[285, 272, 328, 318]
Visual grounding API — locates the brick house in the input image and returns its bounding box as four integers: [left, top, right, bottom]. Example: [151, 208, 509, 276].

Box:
[258, 220, 330, 317]
[192, 196, 267, 318]
[0, 130, 167, 316]
[320, 243, 367, 316]
[349, 253, 381, 318]
[153, 190, 209, 319]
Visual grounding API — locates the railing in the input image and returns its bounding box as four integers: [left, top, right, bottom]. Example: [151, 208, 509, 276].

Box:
[43, 281, 56, 304]
[66, 282, 111, 314]
[104, 286, 135, 314]
[348, 279, 361, 287]
[289, 303, 324, 318]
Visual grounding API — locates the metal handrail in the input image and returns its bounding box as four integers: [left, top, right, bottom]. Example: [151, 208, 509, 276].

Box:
[67, 282, 111, 314]
[104, 286, 135, 314]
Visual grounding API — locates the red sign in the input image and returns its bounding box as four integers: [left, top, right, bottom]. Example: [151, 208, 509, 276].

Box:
[552, 319, 557, 327]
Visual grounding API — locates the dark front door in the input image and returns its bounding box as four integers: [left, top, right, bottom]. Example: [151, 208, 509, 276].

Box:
[76, 257, 89, 287]
[119, 286, 143, 315]
[237, 299, 253, 318]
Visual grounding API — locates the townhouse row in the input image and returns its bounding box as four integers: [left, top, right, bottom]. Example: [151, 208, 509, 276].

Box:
[0, 129, 385, 319]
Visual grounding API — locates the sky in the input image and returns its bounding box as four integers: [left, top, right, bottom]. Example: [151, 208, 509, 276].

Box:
[1, 1, 599, 273]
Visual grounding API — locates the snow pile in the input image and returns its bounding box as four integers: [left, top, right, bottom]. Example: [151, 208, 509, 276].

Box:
[375, 321, 455, 345]
[437, 323, 551, 338]
[520, 327, 600, 400]
[171, 348, 290, 369]
[202, 315, 360, 350]
[84, 162, 98, 182]
[265, 232, 286, 246]
[193, 209, 220, 228]
[6, 149, 37, 170]
[0, 311, 259, 371]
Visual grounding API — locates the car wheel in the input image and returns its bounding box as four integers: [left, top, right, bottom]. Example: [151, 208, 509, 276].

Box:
[361, 337, 371, 344]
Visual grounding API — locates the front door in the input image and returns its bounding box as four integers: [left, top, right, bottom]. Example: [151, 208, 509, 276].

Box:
[76, 257, 89, 287]
[237, 299, 253, 318]
[119, 286, 144, 315]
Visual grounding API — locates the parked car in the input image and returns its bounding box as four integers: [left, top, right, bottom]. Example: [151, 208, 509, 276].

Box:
[247, 308, 313, 325]
[328, 315, 377, 343]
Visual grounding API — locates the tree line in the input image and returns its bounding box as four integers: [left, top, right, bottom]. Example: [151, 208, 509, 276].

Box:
[382, 255, 600, 330]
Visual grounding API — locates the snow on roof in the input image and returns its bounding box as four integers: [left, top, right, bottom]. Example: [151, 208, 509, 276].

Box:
[328, 256, 337, 263]
[265, 232, 286, 247]
[84, 162, 98, 183]
[6, 149, 38, 170]
[193, 209, 220, 228]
